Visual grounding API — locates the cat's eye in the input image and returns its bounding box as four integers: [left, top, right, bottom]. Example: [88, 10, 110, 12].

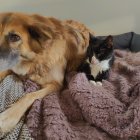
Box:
[7, 33, 21, 42]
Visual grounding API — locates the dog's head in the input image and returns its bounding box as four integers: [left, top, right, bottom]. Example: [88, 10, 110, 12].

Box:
[0, 12, 89, 73]
[0, 13, 57, 71]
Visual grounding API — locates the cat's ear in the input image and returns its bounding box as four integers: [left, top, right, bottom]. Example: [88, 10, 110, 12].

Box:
[89, 33, 97, 43]
[87, 44, 93, 58]
[105, 35, 113, 48]
[87, 33, 96, 58]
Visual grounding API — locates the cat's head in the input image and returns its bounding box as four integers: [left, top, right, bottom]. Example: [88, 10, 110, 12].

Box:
[87, 35, 114, 63]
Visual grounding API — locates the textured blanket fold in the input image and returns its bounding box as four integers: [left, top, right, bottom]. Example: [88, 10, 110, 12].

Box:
[0, 50, 140, 140]
[26, 50, 140, 140]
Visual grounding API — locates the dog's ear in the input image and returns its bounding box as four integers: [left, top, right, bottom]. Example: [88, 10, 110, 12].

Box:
[0, 13, 12, 24]
[27, 23, 53, 49]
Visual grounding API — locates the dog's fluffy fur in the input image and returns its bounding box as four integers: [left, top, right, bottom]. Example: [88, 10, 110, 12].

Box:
[0, 12, 91, 133]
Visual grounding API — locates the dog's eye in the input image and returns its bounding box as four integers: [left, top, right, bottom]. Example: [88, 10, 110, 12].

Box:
[8, 33, 21, 42]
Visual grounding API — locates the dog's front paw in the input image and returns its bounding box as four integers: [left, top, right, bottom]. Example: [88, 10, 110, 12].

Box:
[0, 107, 20, 134]
[0, 111, 13, 134]
[0, 127, 5, 137]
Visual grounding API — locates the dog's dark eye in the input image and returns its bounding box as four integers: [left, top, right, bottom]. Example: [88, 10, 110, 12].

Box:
[8, 33, 21, 42]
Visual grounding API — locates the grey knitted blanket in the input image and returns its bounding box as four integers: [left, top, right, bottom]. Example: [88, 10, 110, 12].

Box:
[0, 75, 33, 140]
[0, 50, 140, 140]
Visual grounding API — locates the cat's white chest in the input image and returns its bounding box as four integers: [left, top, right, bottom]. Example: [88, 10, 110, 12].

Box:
[100, 59, 110, 71]
[90, 59, 110, 78]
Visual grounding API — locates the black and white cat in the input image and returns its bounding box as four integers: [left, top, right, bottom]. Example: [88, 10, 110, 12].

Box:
[78, 34, 114, 85]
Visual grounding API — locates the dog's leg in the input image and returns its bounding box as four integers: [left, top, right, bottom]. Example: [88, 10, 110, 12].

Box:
[0, 82, 61, 134]
[0, 70, 12, 82]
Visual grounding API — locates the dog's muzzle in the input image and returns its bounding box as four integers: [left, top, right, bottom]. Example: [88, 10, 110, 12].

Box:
[0, 48, 19, 71]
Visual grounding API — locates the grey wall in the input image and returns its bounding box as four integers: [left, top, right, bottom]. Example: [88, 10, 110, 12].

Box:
[0, 0, 139, 35]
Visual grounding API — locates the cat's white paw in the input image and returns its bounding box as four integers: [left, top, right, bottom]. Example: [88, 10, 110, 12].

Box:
[90, 80, 97, 85]
[96, 82, 102, 86]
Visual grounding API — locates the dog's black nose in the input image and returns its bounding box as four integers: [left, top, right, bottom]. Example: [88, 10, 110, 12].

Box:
[0, 49, 19, 71]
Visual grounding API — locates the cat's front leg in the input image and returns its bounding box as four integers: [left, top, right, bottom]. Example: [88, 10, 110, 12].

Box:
[96, 81, 102, 86]
[90, 80, 97, 85]
[90, 80, 102, 86]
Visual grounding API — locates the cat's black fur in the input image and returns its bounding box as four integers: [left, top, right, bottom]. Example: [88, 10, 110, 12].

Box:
[78, 34, 114, 82]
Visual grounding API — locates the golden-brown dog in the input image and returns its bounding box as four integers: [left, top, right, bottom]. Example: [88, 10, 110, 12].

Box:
[0, 12, 90, 134]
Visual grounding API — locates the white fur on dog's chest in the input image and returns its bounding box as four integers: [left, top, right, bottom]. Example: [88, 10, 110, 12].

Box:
[90, 59, 110, 78]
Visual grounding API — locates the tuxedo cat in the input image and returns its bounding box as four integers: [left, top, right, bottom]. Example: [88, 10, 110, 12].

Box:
[78, 34, 114, 85]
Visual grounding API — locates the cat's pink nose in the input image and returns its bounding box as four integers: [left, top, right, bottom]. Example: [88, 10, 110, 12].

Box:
[91, 56, 97, 64]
